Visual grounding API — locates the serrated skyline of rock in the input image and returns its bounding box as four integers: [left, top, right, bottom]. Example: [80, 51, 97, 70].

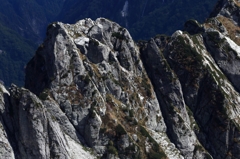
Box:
[1, 0, 240, 158]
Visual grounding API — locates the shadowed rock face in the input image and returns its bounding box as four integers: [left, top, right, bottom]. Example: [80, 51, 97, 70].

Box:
[1, 0, 240, 158]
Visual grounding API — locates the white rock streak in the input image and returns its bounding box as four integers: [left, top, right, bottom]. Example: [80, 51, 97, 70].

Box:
[65, 135, 95, 159]
[225, 36, 240, 58]
[0, 84, 9, 96]
[121, 1, 129, 17]
[74, 36, 89, 46]
[150, 130, 184, 159]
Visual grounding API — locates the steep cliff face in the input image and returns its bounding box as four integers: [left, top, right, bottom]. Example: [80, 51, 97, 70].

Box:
[1, 0, 240, 158]
[138, 1, 240, 158]
[1, 84, 97, 159]
[24, 17, 174, 159]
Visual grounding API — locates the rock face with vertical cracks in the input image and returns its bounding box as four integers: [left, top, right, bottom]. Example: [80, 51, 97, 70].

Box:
[24, 18, 169, 159]
[1, 0, 240, 158]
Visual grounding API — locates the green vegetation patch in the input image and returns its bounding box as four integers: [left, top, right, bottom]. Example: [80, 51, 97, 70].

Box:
[112, 32, 126, 40]
[39, 89, 49, 100]
[89, 105, 97, 118]
[90, 39, 99, 46]
[148, 151, 167, 159]
[194, 144, 205, 153]
[82, 74, 91, 85]
[176, 36, 203, 62]
[108, 145, 118, 155]
[206, 31, 225, 45]
[115, 124, 127, 136]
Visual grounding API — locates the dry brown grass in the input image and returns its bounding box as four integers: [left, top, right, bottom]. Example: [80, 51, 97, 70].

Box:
[98, 93, 169, 159]
[235, 0, 240, 7]
[78, 50, 86, 60]
[217, 16, 240, 45]
[90, 63, 102, 78]
[204, 21, 218, 30]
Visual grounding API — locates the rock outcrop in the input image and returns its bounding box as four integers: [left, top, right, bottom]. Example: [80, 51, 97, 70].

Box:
[1, 0, 240, 158]
[0, 83, 95, 159]
[24, 17, 171, 159]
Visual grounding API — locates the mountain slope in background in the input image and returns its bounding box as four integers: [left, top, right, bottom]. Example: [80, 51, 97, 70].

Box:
[58, 0, 217, 39]
[1, 0, 240, 158]
[0, 0, 66, 87]
[0, 0, 66, 41]
[0, 0, 217, 87]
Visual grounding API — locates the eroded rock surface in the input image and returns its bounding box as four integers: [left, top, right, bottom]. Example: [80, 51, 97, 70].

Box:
[1, 0, 240, 158]
[24, 17, 170, 159]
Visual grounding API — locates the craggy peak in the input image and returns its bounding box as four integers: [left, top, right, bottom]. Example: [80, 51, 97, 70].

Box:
[1, 0, 240, 159]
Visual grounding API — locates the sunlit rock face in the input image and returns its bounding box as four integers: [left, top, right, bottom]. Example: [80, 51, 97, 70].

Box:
[1, 0, 240, 158]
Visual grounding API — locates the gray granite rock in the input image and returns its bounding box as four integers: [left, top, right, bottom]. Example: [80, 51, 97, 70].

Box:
[2, 1, 240, 158]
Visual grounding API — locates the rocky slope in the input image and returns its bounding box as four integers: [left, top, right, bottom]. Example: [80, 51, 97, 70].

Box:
[1, 0, 240, 158]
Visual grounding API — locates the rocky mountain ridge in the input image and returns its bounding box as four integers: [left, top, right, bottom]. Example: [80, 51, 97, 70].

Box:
[1, 0, 240, 158]
[0, 0, 217, 87]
